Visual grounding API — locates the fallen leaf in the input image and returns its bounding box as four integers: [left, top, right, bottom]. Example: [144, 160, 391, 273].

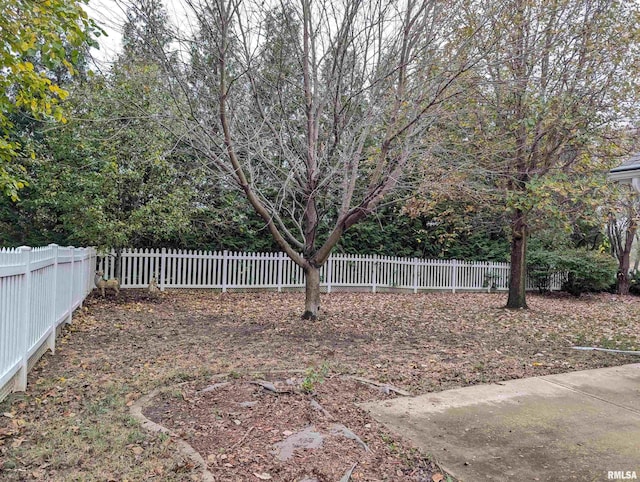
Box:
[2, 412, 14, 419]
[131, 446, 144, 455]
[11, 437, 25, 448]
[12, 418, 26, 428]
[432, 473, 444, 482]
[254, 473, 272, 480]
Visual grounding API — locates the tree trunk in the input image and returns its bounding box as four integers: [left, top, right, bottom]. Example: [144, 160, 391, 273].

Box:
[616, 220, 636, 295]
[617, 271, 630, 296]
[302, 265, 321, 320]
[506, 210, 528, 309]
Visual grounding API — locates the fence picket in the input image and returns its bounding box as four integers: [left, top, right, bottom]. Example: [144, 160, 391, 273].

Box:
[92, 247, 563, 294]
[0, 245, 95, 402]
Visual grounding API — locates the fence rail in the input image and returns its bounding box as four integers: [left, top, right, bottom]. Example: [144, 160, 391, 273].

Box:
[98, 248, 565, 293]
[0, 245, 96, 401]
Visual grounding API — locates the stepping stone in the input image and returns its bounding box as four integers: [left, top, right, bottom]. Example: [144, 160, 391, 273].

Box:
[273, 426, 325, 461]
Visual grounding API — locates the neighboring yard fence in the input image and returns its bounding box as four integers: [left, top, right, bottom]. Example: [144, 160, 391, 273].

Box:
[0, 245, 96, 401]
[98, 248, 565, 293]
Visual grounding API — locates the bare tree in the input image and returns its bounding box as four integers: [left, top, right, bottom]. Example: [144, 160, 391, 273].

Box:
[130, 0, 481, 318]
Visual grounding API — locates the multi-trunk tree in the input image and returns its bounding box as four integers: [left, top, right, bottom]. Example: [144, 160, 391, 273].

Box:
[606, 184, 640, 296]
[136, 0, 484, 318]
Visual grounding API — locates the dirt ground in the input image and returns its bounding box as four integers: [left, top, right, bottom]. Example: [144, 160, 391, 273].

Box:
[1, 290, 639, 481]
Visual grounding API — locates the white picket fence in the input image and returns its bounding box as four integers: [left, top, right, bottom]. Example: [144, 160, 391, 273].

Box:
[0, 245, 563, 401]
[97, 248, 565, 293]
[0, 245, 96, 401]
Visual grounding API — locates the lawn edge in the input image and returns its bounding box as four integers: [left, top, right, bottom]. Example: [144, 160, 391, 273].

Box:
[130, 387, 215, 482]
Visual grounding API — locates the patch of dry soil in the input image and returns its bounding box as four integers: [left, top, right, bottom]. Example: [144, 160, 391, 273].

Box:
[144, 373, 442, 481]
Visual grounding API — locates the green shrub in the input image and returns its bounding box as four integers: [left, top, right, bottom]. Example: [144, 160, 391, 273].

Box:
[560, 250, 617, 296]
[528, 248, 617, 296]
[527, 249, 566, 293]
[628, 269, 640, 296]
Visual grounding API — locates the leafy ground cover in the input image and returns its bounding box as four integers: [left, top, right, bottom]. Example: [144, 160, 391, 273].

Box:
[1, 291, 638, 481]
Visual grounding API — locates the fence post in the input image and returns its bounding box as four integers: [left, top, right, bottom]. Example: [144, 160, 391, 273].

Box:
[160, 248, 167, 291]
[16, 247, 32, 391]
[451, 259, 458, 294]
[277, 252, 283, 292]
[67, 247, 74, 324]
[88, 249, 94, 295]
[79, 248, 85, 307]
[412, 258, 418, 294]
[372, 254, 377, 293]
[326, 255, 333, 293]
[222, 250, 228, 293]
[47, 244, 59, 354]
[91, 249, 97, 293]
[108, 248, 114, 279]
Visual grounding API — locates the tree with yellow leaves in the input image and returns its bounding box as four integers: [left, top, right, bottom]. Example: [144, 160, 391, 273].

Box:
[0, 0, 100, 199]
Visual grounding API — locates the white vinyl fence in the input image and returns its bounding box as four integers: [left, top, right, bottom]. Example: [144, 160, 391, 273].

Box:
[0, 245, 96, 401]
[98, 248, 565, 293]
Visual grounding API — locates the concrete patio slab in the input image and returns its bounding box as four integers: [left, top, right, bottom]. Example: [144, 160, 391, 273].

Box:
[360, 364, 640, 481]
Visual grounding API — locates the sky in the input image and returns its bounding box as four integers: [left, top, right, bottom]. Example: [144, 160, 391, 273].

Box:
[85, 0, 127, 63]
[86, 0, 196, 67]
